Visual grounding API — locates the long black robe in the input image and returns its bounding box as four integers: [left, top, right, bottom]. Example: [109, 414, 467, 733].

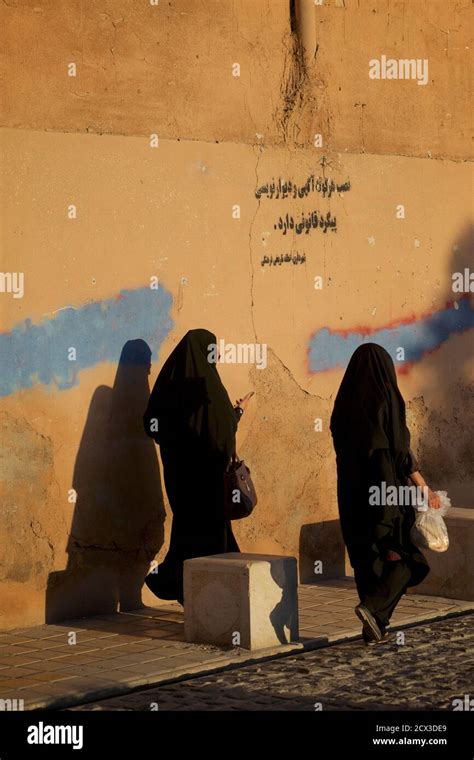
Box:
[330, 343, 429, 629]
[142, 329, 240, 602]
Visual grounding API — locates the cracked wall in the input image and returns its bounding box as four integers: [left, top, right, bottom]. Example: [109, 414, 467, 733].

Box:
[0, 0, 472, 628]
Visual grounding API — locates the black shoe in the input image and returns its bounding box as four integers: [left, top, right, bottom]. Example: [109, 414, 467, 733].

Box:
[362, 628, 390, 646]
[355, 604, 383, 642]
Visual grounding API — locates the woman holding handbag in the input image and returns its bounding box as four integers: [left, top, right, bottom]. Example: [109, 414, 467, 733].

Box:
[330, 343, 440, 645]
[142, 328, 253, 605]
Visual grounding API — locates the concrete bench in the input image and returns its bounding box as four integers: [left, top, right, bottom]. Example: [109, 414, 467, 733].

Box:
[414, 508, 474, 601]
[183, 552, 299, 650]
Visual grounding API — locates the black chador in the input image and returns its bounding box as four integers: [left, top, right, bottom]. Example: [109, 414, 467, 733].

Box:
[143, 329, 241, 603]
[330, 343, 429, 637]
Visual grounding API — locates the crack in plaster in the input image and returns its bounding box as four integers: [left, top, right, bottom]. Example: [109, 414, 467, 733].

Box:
[30, 519, 55, 566]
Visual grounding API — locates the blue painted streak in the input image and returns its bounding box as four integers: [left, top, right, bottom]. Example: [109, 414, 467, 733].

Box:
[308, 298, 474, 372]
[0, 287, 173, 396]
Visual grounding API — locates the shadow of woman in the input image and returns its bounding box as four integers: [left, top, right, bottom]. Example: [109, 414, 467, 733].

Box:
[46, 339, 165, 622]
[407, 222, 473, 508]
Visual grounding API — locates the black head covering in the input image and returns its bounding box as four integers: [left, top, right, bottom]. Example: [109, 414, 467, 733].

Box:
[330, 343, 410, 465]
[143, 328, 237, 459]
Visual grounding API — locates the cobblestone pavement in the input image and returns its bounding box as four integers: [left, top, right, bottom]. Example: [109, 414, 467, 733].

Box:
[69, 613, 474, 712]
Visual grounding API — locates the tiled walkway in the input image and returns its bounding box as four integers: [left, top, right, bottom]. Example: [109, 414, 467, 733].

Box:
[0, 580, 472, 710]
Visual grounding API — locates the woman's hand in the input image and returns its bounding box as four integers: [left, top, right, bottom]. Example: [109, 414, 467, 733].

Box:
[410, 471, 441, 510]
[236, 391, 254, 413]
[386, 550, 402, 561]
[427, 488, 441, 510]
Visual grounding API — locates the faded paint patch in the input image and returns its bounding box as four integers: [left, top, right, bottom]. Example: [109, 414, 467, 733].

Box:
[0, 412, 57, 583]
[0, 287, 174, 397]
[308, 298, 474, 372]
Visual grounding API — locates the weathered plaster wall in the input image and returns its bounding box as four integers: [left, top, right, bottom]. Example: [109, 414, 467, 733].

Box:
[0, 0, 472, 629]
[2, 0, 471, 159]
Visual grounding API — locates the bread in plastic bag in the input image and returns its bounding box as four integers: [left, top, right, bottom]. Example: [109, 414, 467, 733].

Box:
[410, 491, 451, 553]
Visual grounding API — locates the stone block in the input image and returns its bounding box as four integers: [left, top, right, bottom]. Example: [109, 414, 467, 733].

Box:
[184, 553, 299, 650]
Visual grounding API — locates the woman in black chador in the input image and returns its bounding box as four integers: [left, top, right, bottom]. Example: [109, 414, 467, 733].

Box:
[143, 329, 252, 605]
[330, 343, 440, 645]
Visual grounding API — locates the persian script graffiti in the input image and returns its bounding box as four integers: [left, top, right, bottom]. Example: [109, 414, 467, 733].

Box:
[256, 174, 350, 267]
[261, 252, 306, 267]
[274, 211, 337, 236]
[255, 175, 351, 200]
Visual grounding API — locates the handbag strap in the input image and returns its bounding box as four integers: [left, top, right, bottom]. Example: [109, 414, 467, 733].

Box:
[228, 449, 241, 469]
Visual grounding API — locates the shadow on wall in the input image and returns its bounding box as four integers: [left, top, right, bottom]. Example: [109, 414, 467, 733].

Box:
[410, 222, 474, 508]
[46, 339, 166, 623]
[299, 520, 347, 584]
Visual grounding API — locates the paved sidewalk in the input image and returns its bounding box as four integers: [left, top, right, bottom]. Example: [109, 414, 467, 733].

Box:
[69, 614, 474, 711]
[0, 580, 472, 710]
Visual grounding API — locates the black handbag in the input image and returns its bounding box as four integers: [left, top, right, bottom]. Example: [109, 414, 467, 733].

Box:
[224, 452, 257, 520]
